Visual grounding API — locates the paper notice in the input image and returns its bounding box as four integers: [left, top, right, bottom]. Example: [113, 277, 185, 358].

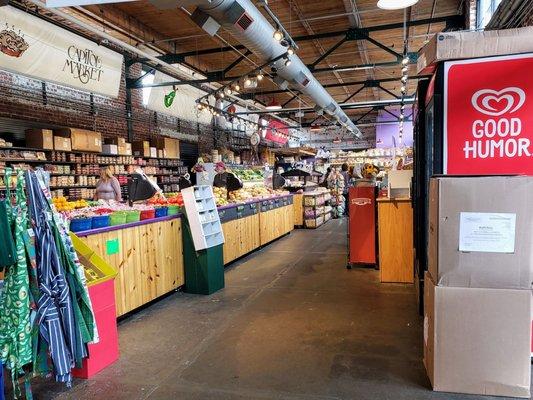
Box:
[459, 212, 516, 253]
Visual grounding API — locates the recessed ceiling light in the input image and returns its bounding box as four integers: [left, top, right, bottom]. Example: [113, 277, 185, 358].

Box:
[377, 0, 419, 10]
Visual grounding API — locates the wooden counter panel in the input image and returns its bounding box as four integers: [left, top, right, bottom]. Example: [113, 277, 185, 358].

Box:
[222, 214, 260, 264]
[378, 201, 414, 284]
[259, 205, 294, 246]
[82, 218, 184, 317]
[293, 194, 303, 226]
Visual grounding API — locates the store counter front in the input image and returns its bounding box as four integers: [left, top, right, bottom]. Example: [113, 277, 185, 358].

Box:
[377, 198, 414, 284]
[75, 215, 185, 317]
[218, 194, 294, 264]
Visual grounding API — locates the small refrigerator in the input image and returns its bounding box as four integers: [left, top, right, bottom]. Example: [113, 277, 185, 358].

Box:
[347, 184, 377, 268]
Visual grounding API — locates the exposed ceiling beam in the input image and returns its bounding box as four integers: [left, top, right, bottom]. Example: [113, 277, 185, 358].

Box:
[137, 15, 462, 60]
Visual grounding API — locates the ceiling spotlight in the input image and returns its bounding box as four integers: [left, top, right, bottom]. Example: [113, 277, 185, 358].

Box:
[401, 104, 406, 111]
[280, 39, 289, 48]
[224, 87, 232, 96]
[218, 91, 225, 99]
[399, 114, 404, 120]
[377, 0, 419, 10]
[400, 85, 406, 92]
[401, 66, 408, 73]
[401, 75, 408, 83]
[287, 47, 295, 56]
[256, 71, 264, 81]
[197, 103, 203, 110]
[273, 29, 283, 42]
[244, 76, 252, 86]
[284, 57, 292, 67]
[402, 57, 409, 66]
[233, 83, 240, 91]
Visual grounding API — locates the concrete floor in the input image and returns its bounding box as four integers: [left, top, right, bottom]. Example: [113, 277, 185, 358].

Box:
[29, 219, 526, 400]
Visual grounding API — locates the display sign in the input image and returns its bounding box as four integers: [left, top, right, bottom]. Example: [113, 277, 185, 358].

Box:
[459, 212, 516, 253]
[444, 54, 533, 175]
[0, 5, 123, 98]
[265, 120, 289, 144]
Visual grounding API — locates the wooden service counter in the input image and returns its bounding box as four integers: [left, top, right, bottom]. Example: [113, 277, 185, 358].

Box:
[219, 195, 294, 265]
[75, 216, 184, 317]
[377, 198, 414, 283]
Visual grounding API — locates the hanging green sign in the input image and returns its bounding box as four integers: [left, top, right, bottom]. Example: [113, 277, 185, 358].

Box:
[164, 90, 176, 108]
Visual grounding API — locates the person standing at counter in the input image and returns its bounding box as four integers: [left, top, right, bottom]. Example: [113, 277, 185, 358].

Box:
[94, 166, 122, 201]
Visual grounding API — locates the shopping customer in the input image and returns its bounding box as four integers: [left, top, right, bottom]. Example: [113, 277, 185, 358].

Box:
[94, 166, 122, 201]
[341, 163, 350, 216]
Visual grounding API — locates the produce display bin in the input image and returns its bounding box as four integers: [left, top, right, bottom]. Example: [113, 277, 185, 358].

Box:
[70, 217, 92, 232]
[70, 233, 119, 379]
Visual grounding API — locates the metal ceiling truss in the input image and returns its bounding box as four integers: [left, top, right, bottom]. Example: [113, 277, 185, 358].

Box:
[134, 14, 463, 64]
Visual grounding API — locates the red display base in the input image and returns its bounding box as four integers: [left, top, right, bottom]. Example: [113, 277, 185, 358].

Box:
[72, 279, 119, 379]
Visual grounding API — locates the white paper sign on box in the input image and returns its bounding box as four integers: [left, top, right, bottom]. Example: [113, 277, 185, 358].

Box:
[459, 212, 516, 253]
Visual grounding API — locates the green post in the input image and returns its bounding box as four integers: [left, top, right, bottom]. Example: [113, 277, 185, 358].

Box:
[182, 217, 225, 295]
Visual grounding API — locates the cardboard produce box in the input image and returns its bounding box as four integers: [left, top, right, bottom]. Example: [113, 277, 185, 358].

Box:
[118, 143, 132, 156]
[86, 131, 102, 153]
[104, 137, 127, 146]
[418, 26, 533, 74]
[25, 129, 54, 150]
[54, 136, 72, 152]
[429, 176, 533, 289]
[132, 141, 150, 157]
[54, 128, 102, 152]
[424, 273, 531, 398]
[151, 137, 180, 159]
[102, 144, 118, 155]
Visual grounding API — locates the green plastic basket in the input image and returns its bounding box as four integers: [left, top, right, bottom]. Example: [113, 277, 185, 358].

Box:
[167, 205, 181, 216]
[125, 210, 141, 223]
[110, 211, 127, 226]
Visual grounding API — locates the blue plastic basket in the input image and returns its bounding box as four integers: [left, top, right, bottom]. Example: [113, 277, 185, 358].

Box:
[155, 207, 168, 218]
[70, 217, 93, 232]
[91, 215, 110, 229]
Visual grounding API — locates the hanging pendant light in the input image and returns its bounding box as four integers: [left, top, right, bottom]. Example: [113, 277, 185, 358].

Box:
[377, 0, 419, 10]
[266, 98, 282, 110]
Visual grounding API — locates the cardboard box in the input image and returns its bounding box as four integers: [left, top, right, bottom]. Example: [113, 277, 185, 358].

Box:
[149, 147, 157, 158]
[417, 26, 533, 74]
[25, 129, 54, 150]
[102, 144, 118, 155]
[86, 131, 102, 153]
[424, 273, 531, 398]
[429, 176, 533, 289]
[54, 128, 102, 152]
[151, 137, 180, 159]
[53, 136, 72, 152]
[104, 137, 126, 146]
[132, 141, 150, 157]
[118, 143, 132, 156]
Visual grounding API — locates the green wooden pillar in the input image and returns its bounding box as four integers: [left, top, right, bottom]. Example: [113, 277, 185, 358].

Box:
[182, 217, 225, 295]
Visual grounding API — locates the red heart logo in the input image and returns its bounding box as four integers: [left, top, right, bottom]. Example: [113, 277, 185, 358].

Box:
[471, 87, 526, 117]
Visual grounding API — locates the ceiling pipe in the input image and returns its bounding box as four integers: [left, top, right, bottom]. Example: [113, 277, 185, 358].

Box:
[154, 0, 362, 137]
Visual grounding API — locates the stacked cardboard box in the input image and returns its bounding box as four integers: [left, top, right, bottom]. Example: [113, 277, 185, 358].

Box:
[424, 176, 532, 398]
[54, 128, 102, 153]
[104, 138, 132, 156]
[151, 137, 180, 159]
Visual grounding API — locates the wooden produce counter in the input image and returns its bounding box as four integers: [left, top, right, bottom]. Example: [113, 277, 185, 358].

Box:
[259, 196, 294, 246]
[377, 198, 414, 283]
[293, 193, 303, 226]
[218, 195, 294, 264]
[76, 216, 184, 317]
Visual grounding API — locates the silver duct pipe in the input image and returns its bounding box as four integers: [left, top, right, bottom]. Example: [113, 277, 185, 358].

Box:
[171, 0, 362, 137]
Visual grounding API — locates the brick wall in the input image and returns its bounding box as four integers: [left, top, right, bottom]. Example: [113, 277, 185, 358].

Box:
[0, 62, 217, 150]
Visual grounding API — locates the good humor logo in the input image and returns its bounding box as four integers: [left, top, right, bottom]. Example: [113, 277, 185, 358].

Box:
[63, 45, 103, 84]
[463, 87, 530, 159]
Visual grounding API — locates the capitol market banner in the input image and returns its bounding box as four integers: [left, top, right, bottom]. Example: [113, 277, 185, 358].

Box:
[0, 5, 123, 98]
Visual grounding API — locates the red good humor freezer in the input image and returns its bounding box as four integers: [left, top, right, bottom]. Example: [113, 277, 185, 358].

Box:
[347, 186, 377, 267]
[443, 53, 533, 175]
